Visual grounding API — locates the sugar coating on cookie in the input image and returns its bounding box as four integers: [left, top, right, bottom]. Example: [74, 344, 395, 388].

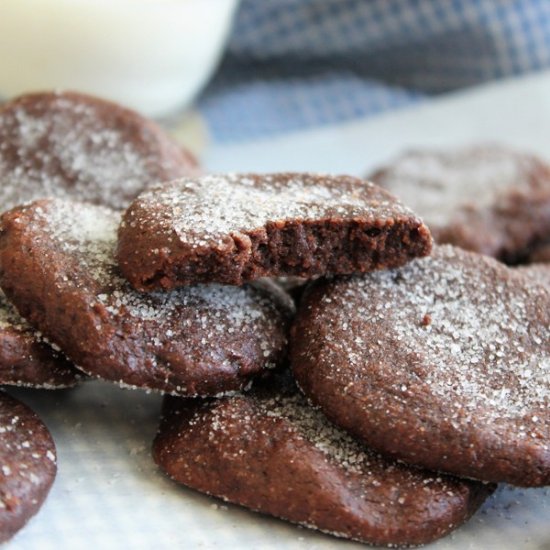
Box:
[154, 379, 492, 547]
[515, 264, 550, 289]
[117, 173, 432, 289]
[370, 145, 550, 261]
[0, 392, 57, 543]
[0, 91, 197, 211]
[0, 199, 293, 396]
[291, 245, 550, 486]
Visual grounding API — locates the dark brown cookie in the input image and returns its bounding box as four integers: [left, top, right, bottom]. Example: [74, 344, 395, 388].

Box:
[370, 145, 550, 263]
[0, 199, 293, 396]
[291, 245, 550, 487]
[116, 173, 432, 290]
[0, 90, 197, 211]
[153, 374, 493, 547]
[0, 90, 198, 389]
[0, 292, 79, 388]
[0, 391, 57, 543]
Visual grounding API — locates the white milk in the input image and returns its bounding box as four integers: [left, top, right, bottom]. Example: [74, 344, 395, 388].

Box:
[0, 0, 239, 117]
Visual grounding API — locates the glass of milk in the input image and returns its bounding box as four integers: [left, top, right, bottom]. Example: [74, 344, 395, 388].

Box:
[0, 0, 240, 117]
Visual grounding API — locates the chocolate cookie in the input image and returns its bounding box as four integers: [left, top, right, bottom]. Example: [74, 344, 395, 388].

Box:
[0, 90, 197, 211]
[0, 90, 198, 388]
[0, 292, 79, 388]
[0, 391, 57, 543]
[116, 173, 432, 290]
[369, 145, 550, 263]
[291, 245, 550, 487]
[153, 374, 493, 547]
[0, 199, 293, 396]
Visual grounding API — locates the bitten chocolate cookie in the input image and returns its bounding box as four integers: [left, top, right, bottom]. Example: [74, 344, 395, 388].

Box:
[0, 90, 198, 388]
[0, 392, 57, 543]
[153, 374, 493, 547]
[291, 245, 550, 487]
[369, 145, 550, 262]
[117, 173, 432, 290]
[0, 199, 293, 396]
[0, 293, 79, 388]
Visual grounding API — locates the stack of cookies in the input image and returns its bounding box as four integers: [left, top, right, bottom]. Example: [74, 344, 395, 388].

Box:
[0, 92, 548, 547]
[0, 90, 198, 542]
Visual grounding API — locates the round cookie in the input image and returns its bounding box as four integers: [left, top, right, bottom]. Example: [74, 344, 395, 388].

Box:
[0, 391, 57, 543]
[291, 245, 550, 487]
[0, 90, 197, 211]
[153, 374, 493, 547]
[0, 90, 198, 388]
[116, 173, 432, 290]
[369, 145, 550, 263]
[0, 199, 294, 397]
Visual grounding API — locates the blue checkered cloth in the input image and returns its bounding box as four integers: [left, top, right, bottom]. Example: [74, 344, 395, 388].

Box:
[198, 0, 550, 142]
